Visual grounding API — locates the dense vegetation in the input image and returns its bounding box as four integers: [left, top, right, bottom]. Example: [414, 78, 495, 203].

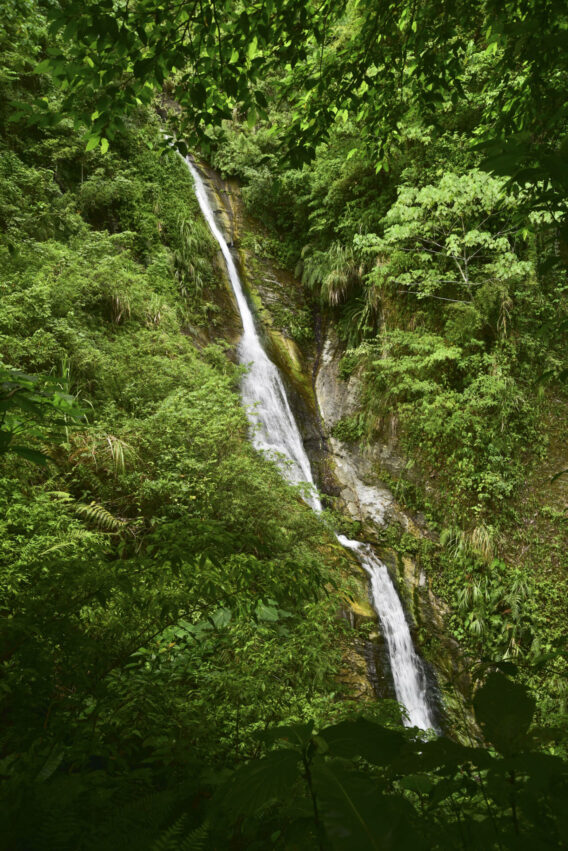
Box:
[0, 14, 356, 845]
[1, 1, 567, 849]
[206, 14, 568, 723]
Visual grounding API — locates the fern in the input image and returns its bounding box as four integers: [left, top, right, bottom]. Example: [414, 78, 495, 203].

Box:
[68, 432, 134, 477]
[300, 242, 360, 306]
[321, 244, 359, 306]
[149, 815, 209, 851]
[174, 215, 215, 295]
[38, 808, 83, 851]
[337, 296, 377, 347]
[151, 814, 187, 851]
[85, 787, 185, 850]
[76, 500, 125, 533]
[180, 821, 209, 851]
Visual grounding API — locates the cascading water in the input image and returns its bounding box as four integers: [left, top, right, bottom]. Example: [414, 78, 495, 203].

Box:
[337, 536, 435, 730]
[186, 157, 436, 731]
[186, 158, 321, 513]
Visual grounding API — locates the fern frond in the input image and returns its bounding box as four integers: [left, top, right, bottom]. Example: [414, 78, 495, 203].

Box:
[180, 820, 209, 851]
[150, 815, 209, 851]
[76, 501, 125, 533]
[151, 814, 188, 851]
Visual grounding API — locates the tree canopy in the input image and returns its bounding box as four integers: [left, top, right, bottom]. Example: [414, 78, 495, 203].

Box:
[29, 0, 568, 224]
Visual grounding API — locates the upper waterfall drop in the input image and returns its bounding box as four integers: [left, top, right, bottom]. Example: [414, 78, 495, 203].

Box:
[186, 157, 322, 513]
[185, 156, 436, 731]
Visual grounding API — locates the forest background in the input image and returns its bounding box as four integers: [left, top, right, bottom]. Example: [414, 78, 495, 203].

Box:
[1, 0, 567, 848]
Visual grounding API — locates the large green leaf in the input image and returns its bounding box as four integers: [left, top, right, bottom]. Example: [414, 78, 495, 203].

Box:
[474, 674, 535, 754]
[312, 761, 425, 850]
[221, 750, 302, 816]
[319, 719, 405, 765]
[393, 737, 492, 775]
[9, 445, 51, 466]
[259, 721, 315, 749]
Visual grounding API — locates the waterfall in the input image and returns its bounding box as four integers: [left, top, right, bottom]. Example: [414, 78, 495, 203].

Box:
[187, 159, 321, 513]
[337, 536, 435, 730]
[186, 157, 436, 731]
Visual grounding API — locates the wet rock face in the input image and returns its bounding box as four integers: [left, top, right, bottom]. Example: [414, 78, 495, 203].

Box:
[314, 326, 479, 739]
[327, 439, 395, 527]
[316, 329, 408, 478]
[316, 334, 361, 429]
[314, 328, 408, 529]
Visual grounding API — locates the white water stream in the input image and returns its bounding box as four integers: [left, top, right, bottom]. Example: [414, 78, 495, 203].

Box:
[186, 158, 436, 730]
[187, 158, 321, 513]
[336, 536, 435, 730]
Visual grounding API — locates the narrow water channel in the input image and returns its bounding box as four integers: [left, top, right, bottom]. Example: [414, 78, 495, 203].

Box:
[186, 157, 436, 731]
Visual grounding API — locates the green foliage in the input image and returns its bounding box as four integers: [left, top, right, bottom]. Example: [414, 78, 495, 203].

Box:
[29, 0, 336, 157]
[0, 363, 84, 463]
[331, 414, 365, 444]
[0, 25, 351, 848]
[206, 0, 568, 747]
[362, 328, 539, 508]
[283, 0, 568, 223]
[358, 171, 531, 318]
[15, 0, 568, 229]
[338, 350, 362, 380]
[208, 673, 568, 849]
[2, 3, 568, 848]
[173, 215, 217, 297]
[269, 301, 314, 343]
[75, 499, 127, 532]
[473, 673, 536, 754]
[455, 561, 537, 659]
[300, 241, 360, 306]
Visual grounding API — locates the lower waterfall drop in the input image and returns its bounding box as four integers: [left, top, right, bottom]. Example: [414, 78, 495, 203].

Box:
[186, 156, 436, 731]
[337, 535, 436, 730]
